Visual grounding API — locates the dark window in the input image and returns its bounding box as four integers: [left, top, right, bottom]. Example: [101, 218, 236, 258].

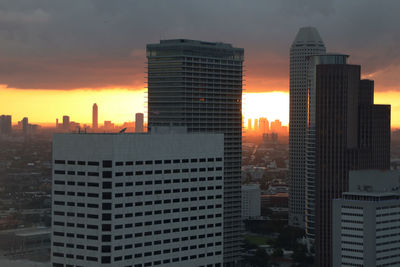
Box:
[88, 161, 99, 166]
[103, 160, 112, 168]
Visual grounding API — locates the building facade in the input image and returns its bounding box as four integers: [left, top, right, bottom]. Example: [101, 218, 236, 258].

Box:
[92, 104, 98, 130]
[147, 39, 243, 266]
[332, 170, 400, 267]
[313, 59, 391, 266]
[135, 113, 144, 133]
[289, 27, 326, 228]
[0, 115, 12, 135]
[51, 128, 224, 267]
[241, 184, 261, 219]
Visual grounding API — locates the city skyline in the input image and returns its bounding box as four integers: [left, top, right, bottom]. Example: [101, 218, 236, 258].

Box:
[1, 1, 400, 127]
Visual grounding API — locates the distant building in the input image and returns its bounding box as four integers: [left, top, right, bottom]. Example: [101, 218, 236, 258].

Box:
[247, 119, 252, 130]
[0, 115, 12, 135]
[62, 116, 70, 130]
[259, 118, 269, 133]
[103, 120, 114, 130]
[270, 119, 281, 133]
[332, 170, 400, 267]
[242, 184, 261, 219]
[22, 117, 29, 136]
[135, 113, 144, 132]
[263, 133, 278, 145]
[51, 127, 224, 267]
[92, 103, 98, 130]
[254, 119, 259, 132]
[56, 118, 59, 128]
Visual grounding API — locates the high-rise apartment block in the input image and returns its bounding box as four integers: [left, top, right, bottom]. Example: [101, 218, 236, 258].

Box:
[241, 184, 261, 219]
[333, 170, 400, 267]
[92, 103, 98, 130]
[135, 113, 144, 133]
[310, 55, 390, 266]
[51, 128, 224, 267]
[147, 39, 243, 265]
[0, 115, 12, 135]
[289, 27, 326, 228]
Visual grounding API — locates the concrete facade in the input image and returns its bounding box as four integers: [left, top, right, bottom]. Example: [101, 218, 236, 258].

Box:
[51, 129, 224, 267]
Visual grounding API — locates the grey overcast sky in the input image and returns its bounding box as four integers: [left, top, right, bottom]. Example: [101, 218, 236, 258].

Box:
[0, 0, 399, 92]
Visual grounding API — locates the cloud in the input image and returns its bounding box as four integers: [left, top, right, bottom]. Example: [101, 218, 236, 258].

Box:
[0, 0, 399, 92]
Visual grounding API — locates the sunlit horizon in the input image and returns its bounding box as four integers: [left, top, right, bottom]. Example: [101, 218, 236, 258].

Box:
[1, 85, 400, 128]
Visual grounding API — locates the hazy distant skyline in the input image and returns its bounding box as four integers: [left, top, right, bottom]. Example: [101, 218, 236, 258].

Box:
[1, 0, 400, 125]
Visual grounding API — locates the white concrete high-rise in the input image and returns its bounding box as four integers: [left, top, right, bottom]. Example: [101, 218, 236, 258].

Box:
[51, 127, 224, 267]
[289, 27, 326, 228]
[241, 184, 261, 219]
[332, 170, 400, 267]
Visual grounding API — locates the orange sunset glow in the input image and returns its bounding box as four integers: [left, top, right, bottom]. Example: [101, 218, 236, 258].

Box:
[2, 85, 400, 127]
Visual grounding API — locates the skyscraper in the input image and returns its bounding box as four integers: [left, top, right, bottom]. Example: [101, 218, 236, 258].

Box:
[147, 39, 243, 266]
[135, 113, 144, 133]
[289, 27, 326, 228]
[51, 128, 225, 267]
[0, 115, 12, 135]
[310, 56, 390, 266]
[259, 118, 269, 133]
[22, 117, 28, 136]
[247, 119, 252, 130]
[253, 119, 259, 132]
[63, 116, 70, 131]
[92, 103, 98, 130]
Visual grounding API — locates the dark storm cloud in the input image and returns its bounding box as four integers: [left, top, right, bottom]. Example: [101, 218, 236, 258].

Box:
[0, 0, 399, 91]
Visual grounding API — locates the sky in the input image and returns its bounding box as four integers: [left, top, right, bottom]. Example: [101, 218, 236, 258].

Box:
[1, 0, 400, 126]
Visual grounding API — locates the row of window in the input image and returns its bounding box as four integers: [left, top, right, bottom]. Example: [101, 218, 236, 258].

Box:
[53, 211, 222, 223]
[53, 250, 222, 266]
[54, 157, 223, 166]
[54, 190, 223, 199]
[54, 176, 222, 186]
[53, 240, 221, 252]
[53, 230, 222, 242]
[54, 167, 222, 176]
[54, 201, 222, 209]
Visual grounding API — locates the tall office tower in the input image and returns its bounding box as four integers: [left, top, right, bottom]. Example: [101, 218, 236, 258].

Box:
[22, 117, 28, 136]
[56, 118, 59, 128]
[147, 39, 243, 266]
[305, 54, 348, 240]
[92, 103, 98, 130]
[0, 115, 12, 135]
[135, 113, 144, 133]
[52, 127, 224, 267]
[311, 56, 390, 266]
[63, 116, 70, 131]
[259, 118, 269, 134]
[333, 170, 400, 267]
[253, 119, 259, 132]
[289, 27, 326, 228]
[247, 119, 252, 130]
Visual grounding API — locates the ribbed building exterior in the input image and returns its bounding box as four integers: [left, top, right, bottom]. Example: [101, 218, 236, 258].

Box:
[146, 39, 244, 266]
[289, 27, 326, 228]
[333, 170, 400, 267]
[312, 58, 390, 266]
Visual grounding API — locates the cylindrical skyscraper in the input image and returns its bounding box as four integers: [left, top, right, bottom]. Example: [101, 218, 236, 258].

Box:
[92, 103, 98, 130]
[289, 27, 326, 229]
